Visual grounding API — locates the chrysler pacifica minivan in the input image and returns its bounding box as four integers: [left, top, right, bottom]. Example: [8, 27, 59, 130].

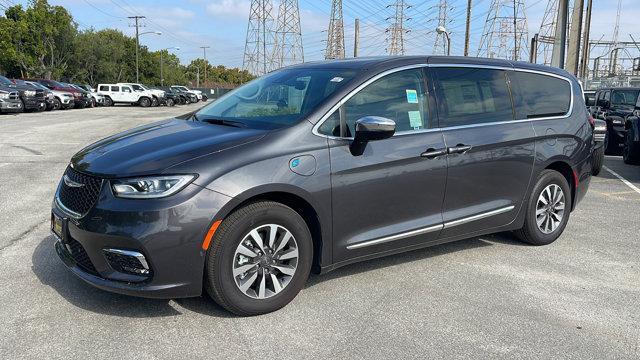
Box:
[51, 57, 592, 315]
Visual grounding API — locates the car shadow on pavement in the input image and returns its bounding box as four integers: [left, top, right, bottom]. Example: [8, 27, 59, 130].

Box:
[32, 232, 523, 318]
[305, 232, 524, 288]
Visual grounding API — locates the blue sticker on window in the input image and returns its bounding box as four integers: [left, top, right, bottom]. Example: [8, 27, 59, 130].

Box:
[406, 89, 418, 104]
[291, 158, 300, 168]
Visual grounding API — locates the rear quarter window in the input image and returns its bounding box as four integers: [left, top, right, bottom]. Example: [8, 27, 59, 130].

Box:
[509, 71, 572, 119]
[99, 85, 109, 91]
[110, 86, 119, 92]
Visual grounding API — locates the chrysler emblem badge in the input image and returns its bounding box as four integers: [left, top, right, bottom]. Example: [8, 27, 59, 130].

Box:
[63, 175, 84, 188]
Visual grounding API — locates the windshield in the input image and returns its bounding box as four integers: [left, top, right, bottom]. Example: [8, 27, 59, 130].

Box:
[195, 68, 355, 130]
[611, 90, 639, 106]
[27, 82, 46, 90]
[0, 75, 13, 86]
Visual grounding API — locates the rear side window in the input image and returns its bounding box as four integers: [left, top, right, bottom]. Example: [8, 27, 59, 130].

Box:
[99, 85, 108, 91]
[110, 86, 119, 92]
[510, 71, 571, 119]
[432, 67, 513, 127]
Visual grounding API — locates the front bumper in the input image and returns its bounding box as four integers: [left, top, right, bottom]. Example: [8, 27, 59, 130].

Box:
[52, 180, 232, 299]
[21, 96, 44, 110]
[608, 124, 626, 149]
[0, 99, 23, 113]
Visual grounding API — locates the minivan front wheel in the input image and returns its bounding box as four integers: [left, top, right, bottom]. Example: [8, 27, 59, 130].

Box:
[514, 170, 572, 246]
[205, 201, 312, 316]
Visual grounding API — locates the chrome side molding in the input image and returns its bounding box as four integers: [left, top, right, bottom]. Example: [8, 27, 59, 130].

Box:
[346, 205, 515, 250]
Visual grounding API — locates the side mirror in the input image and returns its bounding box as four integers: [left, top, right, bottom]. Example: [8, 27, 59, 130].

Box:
[350, 116, 396, 156]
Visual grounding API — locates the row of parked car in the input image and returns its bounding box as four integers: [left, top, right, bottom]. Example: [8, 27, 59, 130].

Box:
[0, 75, 207, 114]
[584, 87, 640, 166]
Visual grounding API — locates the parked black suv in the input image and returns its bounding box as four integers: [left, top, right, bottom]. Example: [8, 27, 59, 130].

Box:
[621, 94, 640, 164]
[0, 75, 46, 112]
[51, 57, 592, 315]
[591, 87, 639, 154]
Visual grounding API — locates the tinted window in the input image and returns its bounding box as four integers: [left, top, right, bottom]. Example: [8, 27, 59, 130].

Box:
[433, 68, 513, 127]
[318, 68, 429, 136]
[510, 71, 571, 119]
[99, 85, 108, 91]
[110, 86, 119, 92]
[603, 91, 611, 102]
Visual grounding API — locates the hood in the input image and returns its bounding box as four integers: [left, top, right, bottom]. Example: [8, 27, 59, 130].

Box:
[71, 119, 266, 178]
[610, 104, 635, 114]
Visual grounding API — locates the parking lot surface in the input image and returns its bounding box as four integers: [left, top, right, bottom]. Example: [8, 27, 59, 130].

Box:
[1, 106, 639, 359]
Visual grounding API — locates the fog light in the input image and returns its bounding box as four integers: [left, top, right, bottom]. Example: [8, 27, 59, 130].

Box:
[103, 248, 151, 276]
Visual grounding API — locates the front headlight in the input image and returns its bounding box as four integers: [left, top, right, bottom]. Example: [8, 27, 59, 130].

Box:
[111, 175, 196, 199]
[24, 90, 36, 96]
[0, 92, 9, 100]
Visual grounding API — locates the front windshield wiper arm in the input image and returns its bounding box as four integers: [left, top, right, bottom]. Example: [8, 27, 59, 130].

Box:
[196, 115, 247, 128]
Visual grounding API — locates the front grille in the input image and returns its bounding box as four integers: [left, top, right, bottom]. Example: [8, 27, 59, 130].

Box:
[57, 167, 102, 217]
[65, 236, 98, 275]
[9, 91, 19, 100]
[35, 89, 45, 100]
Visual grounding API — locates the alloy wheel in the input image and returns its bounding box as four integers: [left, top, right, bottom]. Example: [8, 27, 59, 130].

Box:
[232, 224, 299, 299]
[536, 184, 565, 234]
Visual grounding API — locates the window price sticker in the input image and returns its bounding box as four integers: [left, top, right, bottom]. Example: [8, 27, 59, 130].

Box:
[406, 89, 418, 103]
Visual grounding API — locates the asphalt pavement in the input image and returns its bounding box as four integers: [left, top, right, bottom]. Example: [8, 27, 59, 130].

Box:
[0, 105, 639, 359]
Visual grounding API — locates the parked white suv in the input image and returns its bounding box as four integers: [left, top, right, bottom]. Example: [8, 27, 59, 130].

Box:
[97, 84, 153, 107]
[118, 83, 165, 106]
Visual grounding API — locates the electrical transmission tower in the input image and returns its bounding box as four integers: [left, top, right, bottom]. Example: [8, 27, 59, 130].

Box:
[433, 0, 452, 55]
[271, 0, 304, 70]
[386, 0, 411, 55]
[477, 0, 529, 61]
[243, 0, 276, 76]
[325, 0, 345, 59]
[536, 0, 560, 65]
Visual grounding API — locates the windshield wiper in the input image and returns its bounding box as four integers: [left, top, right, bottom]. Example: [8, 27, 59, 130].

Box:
[195, 114, 247, 128]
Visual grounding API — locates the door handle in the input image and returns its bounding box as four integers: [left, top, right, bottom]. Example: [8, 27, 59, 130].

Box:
[420, 148, 447, 159]
[447, 144, 472, 154]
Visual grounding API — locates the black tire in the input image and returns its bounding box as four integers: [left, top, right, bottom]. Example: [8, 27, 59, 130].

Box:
[91, 98, 96, 108]
[592, 146, 604, 175]
[139, 97, 151, 107]
[205, 201, 313, 316]
[151, 97, 159, 107]
[604, 127, 621, 155]
[623, 128, 640, 165]
[166, 98, 175, 107]
[513, 169, 572, 246]
[104, 97, 113, 107]
[202, 95, 208, 102]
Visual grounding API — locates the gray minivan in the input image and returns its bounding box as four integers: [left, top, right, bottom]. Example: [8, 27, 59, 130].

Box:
[52, 56, 593, 315]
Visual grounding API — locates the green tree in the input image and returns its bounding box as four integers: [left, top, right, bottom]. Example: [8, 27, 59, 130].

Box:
[0, 0, 77, 79]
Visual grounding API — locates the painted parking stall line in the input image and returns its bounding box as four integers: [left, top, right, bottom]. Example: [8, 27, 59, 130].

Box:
[603, 165, 640, 195]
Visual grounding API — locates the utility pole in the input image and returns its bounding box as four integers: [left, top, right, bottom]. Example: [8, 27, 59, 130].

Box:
[513, 0, 517, 60]
[529, 33, 538, 63]
[200, 45, 211, 85]
[354, 18, 360, 57]
[196, 67, 200, 88]
[550, 0, 568, 68]
[128, 16, 146, 83]
[566, 0, 584, 75]
[579, 0, 593, 78]
[464, 0, 472, 56]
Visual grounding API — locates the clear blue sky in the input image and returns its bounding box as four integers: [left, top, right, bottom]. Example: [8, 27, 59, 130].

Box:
[8, 0, 638, 68]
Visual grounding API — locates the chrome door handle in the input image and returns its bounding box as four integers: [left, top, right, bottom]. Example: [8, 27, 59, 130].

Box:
[447, 144, 472, 154]
[420, 148, 447, 159]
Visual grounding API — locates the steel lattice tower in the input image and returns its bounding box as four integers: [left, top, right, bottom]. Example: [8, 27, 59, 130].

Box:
[433, 0, 452, 55]
[271, 0, 304, 70]
[477, 0, 529, 61]
[387, 0, 410, 55]
[536, 0, 560, 65]
[325, 0, 345, 59]
[243, 0, 276, 76]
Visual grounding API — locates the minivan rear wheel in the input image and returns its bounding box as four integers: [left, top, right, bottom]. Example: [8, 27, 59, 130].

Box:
[514, 169, 572, 246]
[205, 201, 312, 316]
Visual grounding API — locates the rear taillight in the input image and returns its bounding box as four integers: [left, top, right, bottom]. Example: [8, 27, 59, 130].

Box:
[587, 115, 595, 128]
